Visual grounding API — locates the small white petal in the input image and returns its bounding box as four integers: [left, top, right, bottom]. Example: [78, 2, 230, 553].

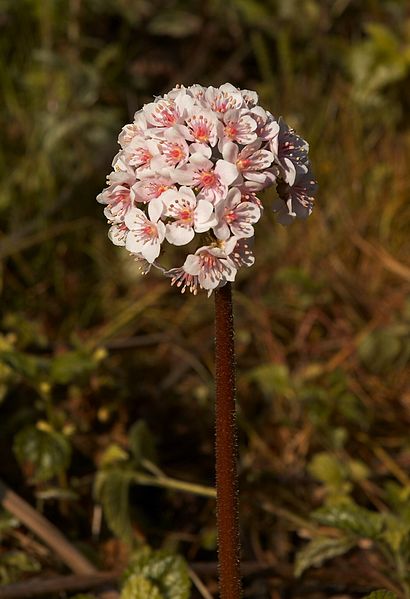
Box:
[215, 160, 239, 185]
[165, 223, 194, 246]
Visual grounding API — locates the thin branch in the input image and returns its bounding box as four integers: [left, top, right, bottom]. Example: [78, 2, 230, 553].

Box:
[0, 479, 119, 599]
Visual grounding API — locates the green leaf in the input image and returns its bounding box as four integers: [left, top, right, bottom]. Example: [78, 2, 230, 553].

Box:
[295, 536, 355, 577]
[248, 363, 292, 397]
[124, 546, 191, 599]
[121, 575, 163, 599]
[362, 591, 399, 599]
[308, 452, 347, 488]
[0, 350, 44, 379]
[128, 420, 157, 467]
[99, 443, 129, 468]
[0, 551, 41, 584]
[312, 505, 383, 539]
[13, 426, 71, 482]
[95, 469, 134, 543]
[50, 350, 97, 385]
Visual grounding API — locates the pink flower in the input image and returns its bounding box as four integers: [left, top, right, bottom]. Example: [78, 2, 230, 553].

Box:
[184, 109, 218, 146]
[204, 83, 243, 116]
[124, 199, 165, 262]
[97, 83, 316, 295]
[240, 89, 259, 108]
[97, 169, 135, 222]
[217, 109, 258, 145]
[174, 152, 238, 204]
[161, 186, 216, 246]
[118, 111, 148, 148]
[150, 129, 190, 169]
[222, 141, 274, 187]
[108, 222, 129, 246]
[132, 175, 176, 204]
[213, 188, 261, 240]
[120, 137, 160, 173]
[143, 92, 192, 128]
[179, 239, 238, 292]
[250, 107, 280, 141]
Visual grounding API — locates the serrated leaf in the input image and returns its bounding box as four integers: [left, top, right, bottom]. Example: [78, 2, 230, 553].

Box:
[362, 591, 399, 599]
[128, 420, 157, 467]
[95, 469, 134, 543]
[124, 546, 191, 599]
[13, 426, 71, 482]
[121, 575, 163, 599]
[295, 536, 355, 577]
[312, 505, 383, 539]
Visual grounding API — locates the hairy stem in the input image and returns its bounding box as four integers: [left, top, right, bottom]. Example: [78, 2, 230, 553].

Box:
[214, 283, 242, 599]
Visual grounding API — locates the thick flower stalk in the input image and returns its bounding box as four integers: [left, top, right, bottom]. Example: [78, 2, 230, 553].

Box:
[97, 83, 316, 295]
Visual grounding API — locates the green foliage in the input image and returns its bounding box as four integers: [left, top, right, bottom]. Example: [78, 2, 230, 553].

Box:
[129, 420, 157, 467]
[94, 420, 158, 543]
[122, 546, 191, 599]
[94, 468, 134, 543]
[0, 551, 41, 584]
[50, 350, 101, 385]
[13, 424, 71, 483]
[312, 505, 384, 539]
[308, 451, 370, 500]
[121, 576, 163, 599]
[295, 536, 355, 577]
[248, 363, 292, 398]
[362, 591, 399, 599]
[0, 510, 19, 539]
[359, 324, 410, 373]
[349, 22, 410, 119]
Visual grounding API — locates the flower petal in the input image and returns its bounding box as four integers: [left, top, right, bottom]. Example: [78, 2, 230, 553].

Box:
[165, 223, 195, 246]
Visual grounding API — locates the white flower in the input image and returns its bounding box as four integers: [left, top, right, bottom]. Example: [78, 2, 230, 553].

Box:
[174, 153, 238, 204]
[124, 200, 165, 262]
[213, 188, 261, 240]
[161, 187, 216, 246]
[203, 83, 243, 116]
[182, 240, 237, 292]
[185, 109, 218, 146]
[222, 141, 274, 187]
[132, 175, 176, 203]
[217, 109, 258, 146]
[97, 83, 316, 295]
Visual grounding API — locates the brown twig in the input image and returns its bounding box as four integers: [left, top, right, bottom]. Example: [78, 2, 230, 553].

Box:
[0, 572, 120, 599]
[214, 283, 242, 598]
[0, 479, 119, 599]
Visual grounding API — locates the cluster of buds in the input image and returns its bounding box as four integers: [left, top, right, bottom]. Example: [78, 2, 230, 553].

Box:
[97, 83, 316, 295]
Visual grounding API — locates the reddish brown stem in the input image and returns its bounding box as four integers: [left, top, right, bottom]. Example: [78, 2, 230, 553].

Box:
[214, 283, 242, 599]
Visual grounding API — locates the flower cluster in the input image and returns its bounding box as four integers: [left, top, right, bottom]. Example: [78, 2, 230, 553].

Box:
[97, 83, 316, 295]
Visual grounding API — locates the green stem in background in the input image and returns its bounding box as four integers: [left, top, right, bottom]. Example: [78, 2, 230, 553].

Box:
[214, 283, 242, 599]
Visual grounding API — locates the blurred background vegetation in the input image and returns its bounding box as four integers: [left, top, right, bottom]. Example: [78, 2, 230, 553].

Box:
[0, 0, 410, 597]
